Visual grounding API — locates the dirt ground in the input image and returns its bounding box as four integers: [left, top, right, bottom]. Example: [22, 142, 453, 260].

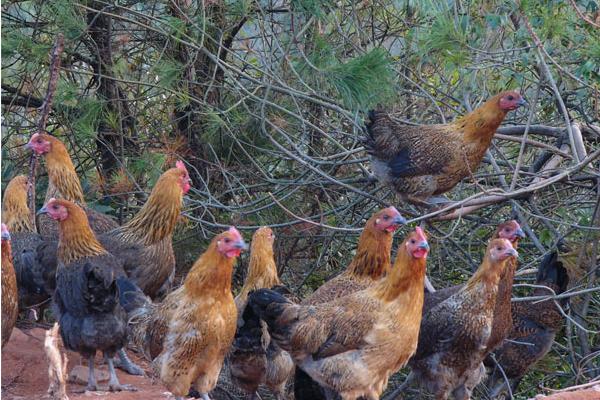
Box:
[1, 328, 171, 400]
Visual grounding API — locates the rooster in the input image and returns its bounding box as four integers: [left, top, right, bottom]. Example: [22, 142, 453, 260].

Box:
[1, 224, 18, 349]
[2, 175, 49, 313]
[248, 228, 430, 400]
[119, 227, 247, 400]
[38, 198, 134, 392]
[406, 238, 518, 400]
[229, 227, 294, 400]
[486, 250, 569, 398]
[295, 206, 406, 399]
[365, 92, 526, 205]
[27, 133, 119, 238]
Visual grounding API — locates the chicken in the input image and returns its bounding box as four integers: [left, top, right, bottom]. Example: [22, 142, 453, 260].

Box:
[365, 92, 526, 205]
[423, 220, 526, 343]
[229, 227, 294, 400]
[1, 224, 19, 349]
[37, 198, 133, 392]
[406, 238, 518, 400]
[119, 227, 247, 400]
[2, 175, 49, 312]
[27, 133, 119, 238]
[295, 206, 406, 400]
[248, 227, 430, 400]
[93, 160, 190, 299]
[486, 250, 569, 398]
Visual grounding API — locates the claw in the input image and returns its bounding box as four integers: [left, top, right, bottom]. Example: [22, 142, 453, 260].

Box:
[115, 348, 145, 376]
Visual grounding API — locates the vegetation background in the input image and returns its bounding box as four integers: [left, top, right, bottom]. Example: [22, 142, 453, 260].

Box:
[1, 0, 599, 398]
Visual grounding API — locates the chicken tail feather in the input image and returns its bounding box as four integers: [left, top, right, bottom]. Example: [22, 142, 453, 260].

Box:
[247, 289, 295, 345]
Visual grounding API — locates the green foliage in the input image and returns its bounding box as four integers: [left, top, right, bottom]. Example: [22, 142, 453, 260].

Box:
[297, 37, 396, 109]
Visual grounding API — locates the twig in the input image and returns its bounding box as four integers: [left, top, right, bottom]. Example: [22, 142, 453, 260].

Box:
[27, 33, 65, 226]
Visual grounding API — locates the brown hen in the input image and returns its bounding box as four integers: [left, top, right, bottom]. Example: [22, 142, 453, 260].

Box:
[295, 206, 406, 399]
[406, 239, 518, 400]
[27, 133, 118, 238]
[365, 92, 526, 205]
[121, 227, 247, 400]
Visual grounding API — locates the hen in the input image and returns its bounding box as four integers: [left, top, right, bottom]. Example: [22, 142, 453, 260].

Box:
[406, 238, 518, 400]
[2, 175, 49, 313]
[38, 198, 133, 392]
[229, 227, 294, 400]
[365, 92, 526, 205]
[248, 228, 430, 400]
[295, 206, 406, 399]
[486, 250, 569, 398]
[1, 224, 18, 349]
[119, 227, 247, 400]
[27, 133, 119, 238]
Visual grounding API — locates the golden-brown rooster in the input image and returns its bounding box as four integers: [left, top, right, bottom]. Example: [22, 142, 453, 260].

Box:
[229, 227, 294, 400]
[1, 224, 18, 349]
[118, 227, 247, 400]
[406, 239, 518, 400]
[38, 199, 133, 392]
[27, 133, 119, 238]
[2, 175, 49, 313]
[248, 228, 430, 400]
[295, 206, 406, 399]
[365, 92, 526, 205]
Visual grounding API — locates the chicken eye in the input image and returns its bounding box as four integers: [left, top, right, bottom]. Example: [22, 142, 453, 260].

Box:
[52, 205, 59, 210]
[497, 247, 502, 251]
[224, 238, 231, 243]
[383, 215, 389, 220]
[507, 95, 514, 101]
[410, 239, 416, 244]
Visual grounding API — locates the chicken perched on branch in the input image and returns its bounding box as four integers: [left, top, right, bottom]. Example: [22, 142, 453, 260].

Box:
[1, 224, 18, 349]
[38, 199, 133, 392]
[2, 175, 49, 313]
[406, 239, 518, 400]
[248, 228, 430, 400]
[365, 92, 526, 205]
[119, 227, 247, 400]
[27, 133, 118, 238]
[486, 251, 569, 398]
[295, 206, 406, 400]
[229, 227, 294, 400]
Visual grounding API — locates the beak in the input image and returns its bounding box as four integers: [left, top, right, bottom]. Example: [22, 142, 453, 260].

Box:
[25, 141, 32, 149]
[515, 228, 526, 238]
[507, 248, 518, 258]
[393, 215, 407, 225]
[1, 230, 10, 241]
[234, 240, 249, 251]
[517, 98, 527, 107]
[418, 241, 430, 251]
[37, 206, 49, 215]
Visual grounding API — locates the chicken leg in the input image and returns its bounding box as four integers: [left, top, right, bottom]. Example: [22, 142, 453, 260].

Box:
[104, 353, 137, 392]
[85, 355, 98, 392]
[114, 348, 144, 375]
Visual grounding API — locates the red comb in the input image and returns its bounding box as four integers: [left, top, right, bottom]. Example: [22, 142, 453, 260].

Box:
[414, 227, 427, 241]
[227, 226, 242, 240]
[176, 160, 187, 173]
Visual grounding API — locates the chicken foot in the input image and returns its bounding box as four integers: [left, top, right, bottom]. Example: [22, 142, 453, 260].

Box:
[104, 353, 137, 392]
[113, 348, 145, 376]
